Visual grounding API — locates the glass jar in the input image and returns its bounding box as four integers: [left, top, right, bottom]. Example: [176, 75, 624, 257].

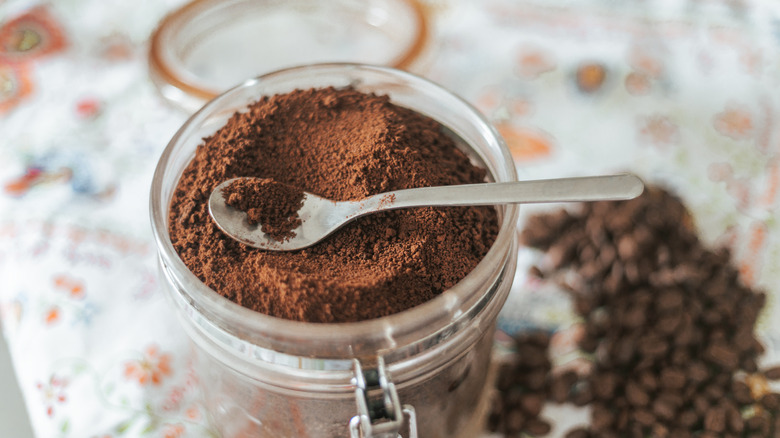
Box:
[149, 64, 519, 438]
[149, 0, 429, 112]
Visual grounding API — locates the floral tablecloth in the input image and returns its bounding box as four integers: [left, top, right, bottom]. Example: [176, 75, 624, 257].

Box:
[2, 0, 780, 437]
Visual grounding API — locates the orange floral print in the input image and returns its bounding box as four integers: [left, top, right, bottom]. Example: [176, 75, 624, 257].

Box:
[36, 374, 68, 417]
[123, 345, 172, 386]
[44, 306, 60, 325]
[713, 104, 754, 140]
[739, 221, 768, 286]
[75, 97, 102, 119]
[625, 71, 652, 96]
[0, 6, 68, 63]
[53, 274, 86, 299]
[185, 406, 201, 420]
[639, 114, 679, 146]
[575, 62, 607, 94]
[0, 63, 34, 114]
[514, 46, 556, 79]
[162, 423, 185, 438]
[760, 161, 779, 207]
[475, 88, 501, 115]
[628, 49, 665, 79]
[496, 123, 553, 162]
[3, 165, 71, 196]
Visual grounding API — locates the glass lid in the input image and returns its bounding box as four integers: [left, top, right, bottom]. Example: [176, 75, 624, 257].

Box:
[149, 0, 429, 111]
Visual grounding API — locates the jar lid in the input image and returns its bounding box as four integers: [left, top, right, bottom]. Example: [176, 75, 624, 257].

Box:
[149, 0, 429, 111]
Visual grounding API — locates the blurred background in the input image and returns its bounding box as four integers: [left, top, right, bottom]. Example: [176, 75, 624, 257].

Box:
[1, 0, 779, 436]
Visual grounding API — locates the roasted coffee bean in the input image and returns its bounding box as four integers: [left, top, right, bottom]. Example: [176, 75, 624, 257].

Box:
[524, 418, 552, 436]
[504, 409, 525, 434]
[625, 380, 649, 407]
[564, 427, 590, 438]
[764, 365, 780, 380]
[524, 369, 548, 391]
[592, 372, 618, 400]
[569, 380, 593, 406]
[705, 342, 740, 370]
[677, 409, 699, 428]
[725, 402, 743, 434]
[652, 396, 678, 422]
[549, 370, 577, 403]
[703, 406, 726, 433]
[746, 412, 771, 435]
[659, 368, 686, 390]
[632, 408, 655, 427]
[519, 393, 544, 417]
[590, 404, 614, 432]
[703, 383, 725, 402]
[759, 392, 780, 412]
[731, 380, 753, 405]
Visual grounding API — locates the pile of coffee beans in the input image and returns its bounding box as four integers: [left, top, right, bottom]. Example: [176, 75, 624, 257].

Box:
[488, 332, 555, 436]
[491, 186, 780, 437]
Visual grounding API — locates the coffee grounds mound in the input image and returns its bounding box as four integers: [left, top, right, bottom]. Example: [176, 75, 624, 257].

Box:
[491, 185, 779, 437]
[168, 87, 498, 323]
[222, 178, 304, 241]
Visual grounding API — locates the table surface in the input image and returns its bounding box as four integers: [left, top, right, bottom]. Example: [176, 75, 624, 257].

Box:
[2, 0, 780, 437]
[0, 329, 34, 437]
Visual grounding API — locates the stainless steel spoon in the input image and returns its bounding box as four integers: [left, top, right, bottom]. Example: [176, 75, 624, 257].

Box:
[209, 173, 644, 251]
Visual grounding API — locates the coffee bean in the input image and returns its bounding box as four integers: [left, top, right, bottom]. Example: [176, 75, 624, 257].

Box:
[638, 334, 668, 358]
[731, 380, 753, 405]
[564, 427, 589, 438]
[504, 409, 525, 433]
[745, 412, 770, 435]
[549, 370, 577, 404]
[692, 395, 710, 416]
[632, 408, 655, 427]
[592, 372, 618, 400]
[569, 380, 593, 406]
[519, 393, 544, 417]
[704, 406, 726, 433]
[591, 404, 614, 431]
[659, 368, 686, 390]
[759, 392, 780, 412]
[704, 342, 739, 371]
[652, 397, 676, 422]
[704, 384, 725, 402]
[724, 401, 743, 434]
[524, 418, 552, 436]
[625, 380, 649, 407]
[764, 365, 780, 380]
[677, 409, 699, 428]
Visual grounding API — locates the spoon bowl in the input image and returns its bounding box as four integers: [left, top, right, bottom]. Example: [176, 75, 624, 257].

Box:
[209, 173, 644, 251]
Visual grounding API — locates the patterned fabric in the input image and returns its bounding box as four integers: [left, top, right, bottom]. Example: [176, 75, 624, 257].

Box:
[1, 0, 779, 437]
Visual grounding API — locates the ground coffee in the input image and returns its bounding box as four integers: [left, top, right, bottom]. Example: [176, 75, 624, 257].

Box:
[222, 177, 304, 241]
[491, 186, 778, 437]
[168, 87, 498, 323]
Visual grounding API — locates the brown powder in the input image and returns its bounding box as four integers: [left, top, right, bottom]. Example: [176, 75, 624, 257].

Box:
[222, 177, 304, 241]
[168, 87, 498, 323]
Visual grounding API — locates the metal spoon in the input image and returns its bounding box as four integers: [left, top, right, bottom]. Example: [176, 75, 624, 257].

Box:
[209, 173, 644, 251]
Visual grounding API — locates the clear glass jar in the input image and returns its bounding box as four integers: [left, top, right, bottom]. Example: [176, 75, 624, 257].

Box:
[149, 64, 519, 438]
[148, 0, 429, 112]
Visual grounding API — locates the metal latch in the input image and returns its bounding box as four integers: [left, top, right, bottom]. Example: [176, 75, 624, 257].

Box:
[349, 357, 417, 438]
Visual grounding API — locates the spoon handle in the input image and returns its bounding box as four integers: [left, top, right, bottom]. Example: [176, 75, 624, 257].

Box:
[365, 173, 644, 211]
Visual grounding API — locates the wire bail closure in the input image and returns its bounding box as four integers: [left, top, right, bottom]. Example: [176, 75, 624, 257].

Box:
[349, 357, 417, 438]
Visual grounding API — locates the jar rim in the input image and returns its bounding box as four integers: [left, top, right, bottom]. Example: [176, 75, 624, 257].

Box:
[148, 0, 429, 109]
[149, 63, 519, 358]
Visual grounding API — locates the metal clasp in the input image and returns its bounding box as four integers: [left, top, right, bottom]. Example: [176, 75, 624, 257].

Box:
[349, 357, 417, 438]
